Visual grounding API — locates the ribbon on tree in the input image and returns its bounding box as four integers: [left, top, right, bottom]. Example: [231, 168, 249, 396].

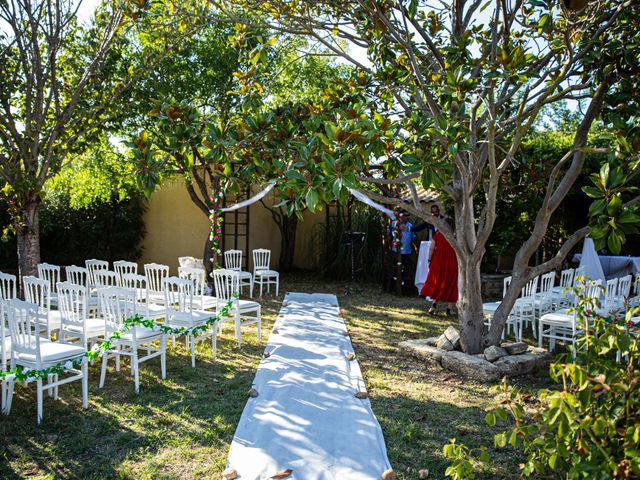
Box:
[347, 188, 395, 219]
[0, 297, 236, 383]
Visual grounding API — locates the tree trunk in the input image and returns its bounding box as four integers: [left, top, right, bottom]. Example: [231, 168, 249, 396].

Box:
[456, 255, 485, 354]
[17, 200, 41, 281]
[203, 234, 214, 286]
[279, 213, 298, 273]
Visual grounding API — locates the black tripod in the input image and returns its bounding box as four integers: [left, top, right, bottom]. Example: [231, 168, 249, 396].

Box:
[343, 231, 365, 295]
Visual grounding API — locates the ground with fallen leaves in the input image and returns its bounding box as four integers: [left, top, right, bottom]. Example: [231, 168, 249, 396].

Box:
[0, 274, 552, 479]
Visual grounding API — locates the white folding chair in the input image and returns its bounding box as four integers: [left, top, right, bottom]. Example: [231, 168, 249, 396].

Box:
[616, 274, 633, 308]
[121, 273, 165, 320]
[483, 276, 520, 340]
[252, 249, 279, 297]
[98, 287, 166, 393]
[5, 299, 88, 424]
[65, 266, 99, 314]
[37, 263, 61, 308]
[94, 270, 118, 289]
[1, 300, 11, 413]
[0, 272, 17, 300]
[599, 277, 620, 316]
[23, 276, 62, 339]
[213, 269, 261, 349]
[224, 250, 254, 297]
[178, 267, 216, 310]
[113, 261, 138, 287]
[630, 273, 640, 307]
[163, 276, 217, 367]
[145, 263, 170, 306]
[552, 268, 574, 307]
[539, 279, 603, 353]
[85, 259, 109, 290]
[533, 272, 556, 320]
[57, 282, 104, 350]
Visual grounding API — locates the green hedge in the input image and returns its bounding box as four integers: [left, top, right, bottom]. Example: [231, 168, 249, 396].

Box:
[0, 192, 146, 270]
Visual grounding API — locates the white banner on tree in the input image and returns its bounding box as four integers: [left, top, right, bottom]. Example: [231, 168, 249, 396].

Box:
[348, 187, 395, 219]
[221, 183, 276, 212]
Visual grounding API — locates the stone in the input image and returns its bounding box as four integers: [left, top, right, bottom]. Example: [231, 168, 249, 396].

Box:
[443, 326, 461, 349]
[436, 335, 455, 351]
[484, 345, 508, 362]
[399, 339, 445, 363]
[424, 337, 439, 347]
[493, 351, 552, 377]
[441, 351, 500, 382]
[501, 341, 528, 355]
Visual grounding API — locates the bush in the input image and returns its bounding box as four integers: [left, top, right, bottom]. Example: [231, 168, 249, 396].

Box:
[444, 297, 640, 479]
[0, 191, 146, 269]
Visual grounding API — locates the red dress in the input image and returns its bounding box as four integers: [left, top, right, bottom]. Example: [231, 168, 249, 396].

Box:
[420, 231, 458, 303]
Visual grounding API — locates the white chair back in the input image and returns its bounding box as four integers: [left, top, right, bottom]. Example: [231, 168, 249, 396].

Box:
[57, 282, 90, 337]
[113, 261, 137, 286]
[501, 276, 512, 298]
[617, 274, 633, 301]
[98, 287, 137, 337]
[65, 265, 89, 288]
[573, 266, 586, 285]
[253, 249, 271, 272]
[522, 275, 539, 298]
[603, 277, 619, 312]
[213, 269, 240, 304]
[0, 272, 17, 300]
[540, 272, 555, 294]
[224, 250, 243, 271]
[634, 274, 640, 298]
[6, 299, 45, 366]
[163, 276, 193, 315]
[85, 260, 109, 288]
[37, 263, 60, 294]
[94, 270, 118, 289]
[178, 267, 206, 298]
[23, 276, 51, 314]
[145, 263, 169, 294]
[559, 268, 574, 289]
[121, 273, 147, 301]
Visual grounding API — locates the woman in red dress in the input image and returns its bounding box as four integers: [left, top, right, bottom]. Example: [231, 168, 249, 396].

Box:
[420, 218, 458, 314]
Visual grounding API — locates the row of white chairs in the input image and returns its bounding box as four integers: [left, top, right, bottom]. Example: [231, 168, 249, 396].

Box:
[0, 266, 261, 423]
[484, 267, 640, 352]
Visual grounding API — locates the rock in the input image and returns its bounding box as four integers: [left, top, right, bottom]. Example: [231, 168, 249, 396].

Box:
[355, 391, 369, 399]
[221, 468, 238, 480]
[473, 353, 486, 360]
[399, 340, 445, 363]
[501, 341, 528, 355]
[419, 469, 430, 479]
[443, 326, 461, 349]
[441, 351, 500, 382]
[484, 345, 508, 362]
[493, 351, 552, 377]
[424, 337, 439, 347]
[436, 335, 455, 351]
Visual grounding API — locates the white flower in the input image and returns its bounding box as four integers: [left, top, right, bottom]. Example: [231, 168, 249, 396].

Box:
[5, 373, 15, 382]
[22, 367, 30, 374]
[64, 361, 74, 370]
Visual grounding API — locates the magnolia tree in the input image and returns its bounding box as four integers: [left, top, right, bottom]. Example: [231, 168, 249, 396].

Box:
[204, 0, 640, 353]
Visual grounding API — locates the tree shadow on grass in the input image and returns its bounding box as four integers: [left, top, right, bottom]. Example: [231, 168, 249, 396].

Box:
[0, 329, 274, 479]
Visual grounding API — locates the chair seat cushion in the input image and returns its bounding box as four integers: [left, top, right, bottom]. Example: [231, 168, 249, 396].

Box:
[46, 310, 62, 330]
[255, 269, 278, 277]
[194, 295, 217, 311]
[63, 317, 105, 336]
[137, 302, 165, 319]
[17, 341, 85, 364]
[482, 301, 500, 315]
[540, 312, 574, 324]
[119, 327, 161, 342]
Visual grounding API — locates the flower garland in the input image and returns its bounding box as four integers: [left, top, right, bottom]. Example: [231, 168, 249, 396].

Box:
[0, 296, 236, 383]
[209, 186, 225, 269]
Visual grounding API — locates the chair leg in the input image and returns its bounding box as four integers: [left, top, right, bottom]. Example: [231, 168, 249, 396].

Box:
[538, 322, 543, 348]
[1, 379, 5, 413]
[133, 350, 140, 394]
[53, 374, 59, 401]
[236, 311, 242, 349]
[257, 307, 261, 341]
[212, 327, 217, 359]
[276, 278, 279, 297]
[4, 379, 14, 415]
[99, 352, 108, 388]
[250, 279, 253, 298]
[81, 361, 89, 409]
[161, 337, 166, 380]
[115, 345, 121, 372]
[37, 379, 43, 425]
[191, 334, 196, 368]
[47, 374, 54, 398]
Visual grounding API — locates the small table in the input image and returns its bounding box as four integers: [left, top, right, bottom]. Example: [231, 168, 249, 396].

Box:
[572, 254, 640, 278]
[414, 241, 431, 292]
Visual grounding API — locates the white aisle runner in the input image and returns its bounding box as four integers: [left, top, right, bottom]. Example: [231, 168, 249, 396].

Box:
[226, 293, 392, 479]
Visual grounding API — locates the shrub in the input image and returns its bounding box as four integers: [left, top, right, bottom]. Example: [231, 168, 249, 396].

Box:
[444, 299, 640, 479]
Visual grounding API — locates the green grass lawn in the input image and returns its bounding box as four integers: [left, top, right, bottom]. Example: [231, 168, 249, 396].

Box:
[0, 274, 552, 479]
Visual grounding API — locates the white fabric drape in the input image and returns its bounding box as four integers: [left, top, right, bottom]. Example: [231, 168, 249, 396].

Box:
[221, 183, 276, 212]
[348, 188, 395, 219]
[579, 237, 606, 284]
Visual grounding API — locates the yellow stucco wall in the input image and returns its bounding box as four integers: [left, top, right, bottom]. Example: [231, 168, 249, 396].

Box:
[140, 177, 324, 274]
